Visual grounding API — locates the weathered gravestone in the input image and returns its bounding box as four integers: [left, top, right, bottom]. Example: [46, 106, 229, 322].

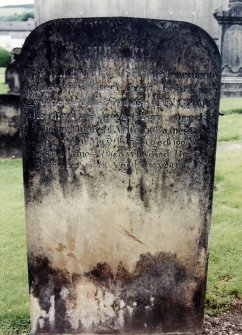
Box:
[20, 18, 221, 335]
[0, 94, 21, 157]
[214, 0, 242, 96]
[5, 48, 21, 95]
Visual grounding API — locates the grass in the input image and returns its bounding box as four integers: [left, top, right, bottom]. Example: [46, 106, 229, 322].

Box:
[0, 68, 8, 94]
[217, 113, 242, 142]
[0, 160, 29, 335]
[220, 97, 242, 115]
[0, 101, 242, 333]
[206, 143, 242, 314]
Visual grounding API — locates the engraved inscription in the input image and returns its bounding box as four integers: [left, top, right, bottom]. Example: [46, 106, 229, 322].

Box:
[22, 60, 217, 176]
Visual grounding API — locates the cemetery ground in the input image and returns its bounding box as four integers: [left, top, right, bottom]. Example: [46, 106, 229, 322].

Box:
[0, 99, 241, 334]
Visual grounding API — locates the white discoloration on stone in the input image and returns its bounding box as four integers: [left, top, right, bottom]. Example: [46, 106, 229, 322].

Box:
[127, 305, 134, 316]
[64, 279, 116, 331]
[26, 188, 202, 276]
[118, 309, 125, 328]
[49, 295, 55, 327]
[120, 299, 126, 309]
[30, 295, 48, 331]
[29, 291, 56, 331]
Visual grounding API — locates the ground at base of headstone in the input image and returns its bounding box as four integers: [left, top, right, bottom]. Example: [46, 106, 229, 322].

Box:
[203, 300, 242, 334]
[20, 306, 242, 335]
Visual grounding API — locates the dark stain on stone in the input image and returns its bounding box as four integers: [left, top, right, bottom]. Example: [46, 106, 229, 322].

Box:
[193, 278, 206, 311]
[53, 287, 71, 333]
[27, 239, 205, 334]
[126, 158, 132, 176]
[116, 262, 134, 283]
[86, 262, 114, 283]
[139, 176, 149, 207]
[120, 78, 132, 148]
[119, 46, 132, 58]
[126, 125, 131, 147]
[45, 29, 54, 69]
[127, 179, 133, 192]
[28, 256, 80, 333]
[139, 177, 145, 202]
[28, 256, 51, 298]
[135, 81, 148, 172]
[198, 228, 208, 250]
[54, 127, 68, 193]
[85, 252, 205, 333]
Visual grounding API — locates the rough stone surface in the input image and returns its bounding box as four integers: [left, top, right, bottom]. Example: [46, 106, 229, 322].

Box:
[0, 94, 21, 157]
[20, 18, 221, 335]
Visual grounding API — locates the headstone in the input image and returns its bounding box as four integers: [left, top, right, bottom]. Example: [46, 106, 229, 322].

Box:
[20, 18, 221, 335]
[214, 0, 242, 96]
[5, 48, 21, 95]
[0, 94, 21, 157]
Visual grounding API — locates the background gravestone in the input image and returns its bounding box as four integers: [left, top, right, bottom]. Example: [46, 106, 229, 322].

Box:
[5, 48, 21, 95]
[20, 18, 221, 335]
[214, 0, 242, 96]
[0, 48, 21, 157]
[0, 94, 20, 157]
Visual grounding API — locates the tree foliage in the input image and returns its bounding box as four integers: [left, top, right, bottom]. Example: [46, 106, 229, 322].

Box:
[1, 11, 34, 21]
[0, 48, 11, 67]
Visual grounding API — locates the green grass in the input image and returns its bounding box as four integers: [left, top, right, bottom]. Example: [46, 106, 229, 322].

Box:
[220, 97, 242, 115]
[218, 113, 242, 142]
[206, 143, 242, 314]
[0, 159, 29, 335]
[0, 101, 242, 333]
[0, 67, 8, 94]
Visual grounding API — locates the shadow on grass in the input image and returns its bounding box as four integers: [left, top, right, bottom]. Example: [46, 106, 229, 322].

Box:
[222, 109, 242, 115]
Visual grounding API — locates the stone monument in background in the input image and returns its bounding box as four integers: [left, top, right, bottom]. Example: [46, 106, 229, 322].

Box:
[34, 0, 228, 43]
[214, 0, 242, 96]
[0, 48, 21, 157]
[5, 48, 21, 95]
[0, 94, 20, 157]
[20, 18, 221, 335]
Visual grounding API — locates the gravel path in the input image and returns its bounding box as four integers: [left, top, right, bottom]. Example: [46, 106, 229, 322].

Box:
[203, 301, 242, 334]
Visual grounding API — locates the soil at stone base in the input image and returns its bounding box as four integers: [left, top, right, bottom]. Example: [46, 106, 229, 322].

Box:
[203, 300, 242, 334]
[19, 301, 242, 335]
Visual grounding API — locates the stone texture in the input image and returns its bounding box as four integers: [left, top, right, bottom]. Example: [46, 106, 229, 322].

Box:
[20, 18, 221, 335]
[214, 0, 242, 96]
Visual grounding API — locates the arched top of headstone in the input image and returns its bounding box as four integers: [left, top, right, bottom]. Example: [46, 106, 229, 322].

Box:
[20, 17, 220, 69]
